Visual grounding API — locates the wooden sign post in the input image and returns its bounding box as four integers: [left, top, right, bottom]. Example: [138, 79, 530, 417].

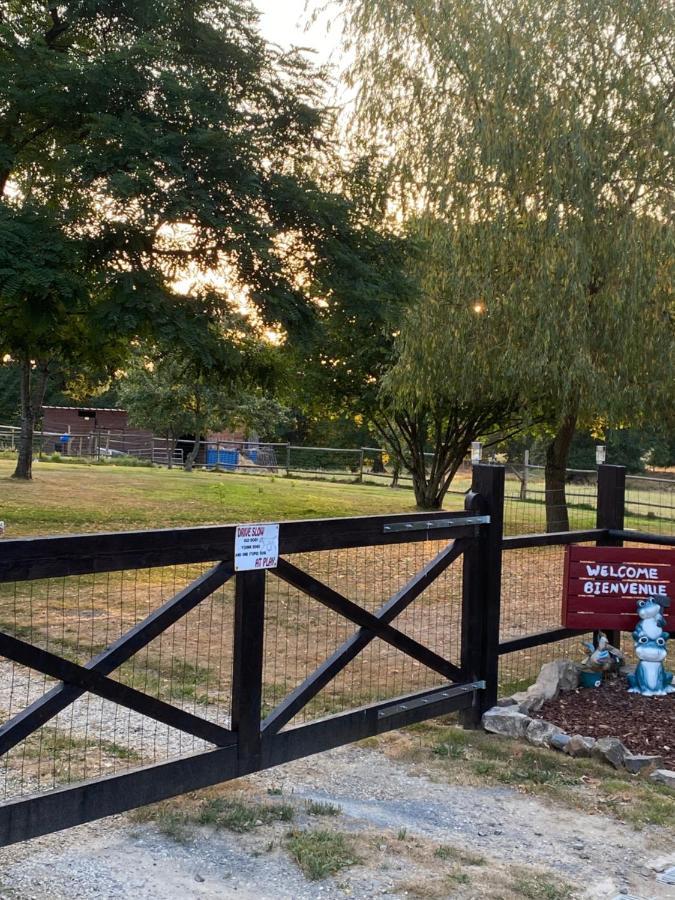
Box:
[562, 546, 674, 632]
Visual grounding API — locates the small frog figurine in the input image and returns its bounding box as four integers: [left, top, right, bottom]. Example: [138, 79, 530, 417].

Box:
[633, 598, 669, 642]
[627, 635, 675, 696]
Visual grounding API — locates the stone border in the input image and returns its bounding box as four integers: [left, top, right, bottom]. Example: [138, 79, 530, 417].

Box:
[482, 660, 674, 783]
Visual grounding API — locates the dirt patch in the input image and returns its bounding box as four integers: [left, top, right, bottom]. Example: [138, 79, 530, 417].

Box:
[537, 676, 675, 767]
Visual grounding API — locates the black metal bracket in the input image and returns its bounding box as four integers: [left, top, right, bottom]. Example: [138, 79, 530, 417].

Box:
[383, 516, 490, 534]
[377, 681, 485, 720]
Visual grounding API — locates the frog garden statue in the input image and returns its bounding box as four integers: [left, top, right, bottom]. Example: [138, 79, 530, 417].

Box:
[628, 597, 674, 697]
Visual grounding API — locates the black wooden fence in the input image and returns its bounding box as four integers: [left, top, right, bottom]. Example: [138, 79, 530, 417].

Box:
[0, 465, 506, 847]
[0, 463, 670, 847]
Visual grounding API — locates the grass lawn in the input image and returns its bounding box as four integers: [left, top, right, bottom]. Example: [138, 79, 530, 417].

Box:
[1, 458, 670, 538]
[0, 459, 426, 537]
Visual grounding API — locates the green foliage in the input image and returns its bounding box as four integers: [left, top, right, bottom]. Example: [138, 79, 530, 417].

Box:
[0, 1, 402, 475]
[285, 829, 360, 880]
[197, 797, 294, 833]
[648, 430, 675, 469]
[567, 431, 647, 473]
[118, 343, 292, 469]
[338, 0, 674, 499]
[305, 800, 342, 817]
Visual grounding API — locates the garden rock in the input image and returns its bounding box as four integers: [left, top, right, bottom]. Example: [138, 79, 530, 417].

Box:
[525, 719, 565, 748]
[592, 737, 629, 770]
[510, 691, 544, 714]
[623, 754, 663, 775]
[649, 769, 675, 788]
[549, 732, 571, 752]
[656, 867, 675, 885]
[565, 734, 596, 758]
[531, 660, 580, 702]
[496, 697, 518, 708]
[482, 707, 532, 739]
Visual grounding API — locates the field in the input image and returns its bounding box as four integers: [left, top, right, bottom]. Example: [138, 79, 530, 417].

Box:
[0, 459, 424, 537]
[1, 457, 672, 539]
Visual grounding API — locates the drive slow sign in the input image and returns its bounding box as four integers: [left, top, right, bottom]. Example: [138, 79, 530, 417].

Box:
[234, 523, 280, 572]
[562, 546, 673, 632]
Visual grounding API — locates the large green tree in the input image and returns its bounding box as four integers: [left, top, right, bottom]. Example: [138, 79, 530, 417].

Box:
[337, 0, 674, 525]
[0, 0, 394, 479]
[298, 201, 526, 507]
[119, 338, 289, 470]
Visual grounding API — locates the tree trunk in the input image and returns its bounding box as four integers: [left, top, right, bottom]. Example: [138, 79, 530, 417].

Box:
[371, 451, 385, 474]
[184, 437, 201, 472]
[12, 360, 49, 481]
[166, 429, 174, 470]
[412, 470, 445, 509]
[544, 411, 578, 532]
[390, 455, 401, 488]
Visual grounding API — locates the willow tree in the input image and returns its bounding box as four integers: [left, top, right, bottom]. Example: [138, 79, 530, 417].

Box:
[337, 0, 674, 527]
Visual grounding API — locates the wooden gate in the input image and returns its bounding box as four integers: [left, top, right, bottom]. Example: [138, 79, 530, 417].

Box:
[0, 467, 504, 847]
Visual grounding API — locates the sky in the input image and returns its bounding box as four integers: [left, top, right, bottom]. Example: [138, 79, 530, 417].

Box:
[256, 0, 341, 66]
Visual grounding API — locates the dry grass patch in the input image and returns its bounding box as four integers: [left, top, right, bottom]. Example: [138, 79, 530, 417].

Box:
[129, 784, 296, 843]
[383, 722, 675, 829]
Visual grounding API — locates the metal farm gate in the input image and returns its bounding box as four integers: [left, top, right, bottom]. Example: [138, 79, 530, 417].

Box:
[0, 468, 504, 847]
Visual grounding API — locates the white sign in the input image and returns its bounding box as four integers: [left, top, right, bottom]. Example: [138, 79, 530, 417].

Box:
[234, 523, 279, 572]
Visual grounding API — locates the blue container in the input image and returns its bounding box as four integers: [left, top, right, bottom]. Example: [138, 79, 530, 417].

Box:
[579, 670, 602, 689]
[205, 448, 239, 469]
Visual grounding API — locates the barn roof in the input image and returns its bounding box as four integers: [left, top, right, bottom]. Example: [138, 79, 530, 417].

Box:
[42, 406, 127, 413]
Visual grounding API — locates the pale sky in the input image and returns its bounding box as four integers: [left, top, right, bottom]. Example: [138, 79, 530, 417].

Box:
[256, 0, 341, 65]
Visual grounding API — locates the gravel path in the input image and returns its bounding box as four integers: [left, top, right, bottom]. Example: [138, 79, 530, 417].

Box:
[0, 743, 672, 900]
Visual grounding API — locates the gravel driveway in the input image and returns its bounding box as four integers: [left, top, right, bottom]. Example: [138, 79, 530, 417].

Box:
[0, 743, 672, 900]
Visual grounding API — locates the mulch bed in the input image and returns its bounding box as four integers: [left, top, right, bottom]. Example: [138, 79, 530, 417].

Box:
[536, 676, 675, 770]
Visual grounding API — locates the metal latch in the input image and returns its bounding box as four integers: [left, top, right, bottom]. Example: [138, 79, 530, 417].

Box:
[383, 516, 490, 534]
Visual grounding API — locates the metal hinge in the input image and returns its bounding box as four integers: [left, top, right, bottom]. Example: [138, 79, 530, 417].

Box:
[383, 516, 490, 534]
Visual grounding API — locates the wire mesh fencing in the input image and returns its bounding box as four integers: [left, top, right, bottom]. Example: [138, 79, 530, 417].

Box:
[498, 545, 594, 694]
[262, 541, 463, 727]
[0, 534, 468, 804]
[624, 475, 675, 535]
[497, 470, 675, 694]
[0, 565, 236, 801]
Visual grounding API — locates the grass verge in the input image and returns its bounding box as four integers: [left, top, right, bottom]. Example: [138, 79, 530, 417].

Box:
[388, 721, 675, 830]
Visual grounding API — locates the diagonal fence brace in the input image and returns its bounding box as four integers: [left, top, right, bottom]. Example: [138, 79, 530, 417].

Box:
[263, 539, 467, 735]
[0, 561, 234, 756]
[274, 558, 462, 682]
[0, 632, 235, 747]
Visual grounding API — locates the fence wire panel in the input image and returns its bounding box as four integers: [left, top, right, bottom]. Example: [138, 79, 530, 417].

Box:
[499, 545, 595, 693]
[503, 488, 598, 536]
[0, 566, 235, 802]
[625, 476, 675, 535]
[263, 541, 463, 727]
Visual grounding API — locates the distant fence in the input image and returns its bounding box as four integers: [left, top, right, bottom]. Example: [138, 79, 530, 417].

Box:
[0, 425, 183, 467]
[2, 422, 674, 538]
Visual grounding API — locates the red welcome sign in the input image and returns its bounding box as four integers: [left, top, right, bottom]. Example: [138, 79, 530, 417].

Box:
[562, 545, 674, 632]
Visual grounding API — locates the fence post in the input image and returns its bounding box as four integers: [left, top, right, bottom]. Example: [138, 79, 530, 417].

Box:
[520, 449, 529, 501]
[231, 569, 266, 770]
[460, 464, 505, 727]
[285, 443, 291, 477]
[358, 448, 365, 483]
[596, 464, 626, 649]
